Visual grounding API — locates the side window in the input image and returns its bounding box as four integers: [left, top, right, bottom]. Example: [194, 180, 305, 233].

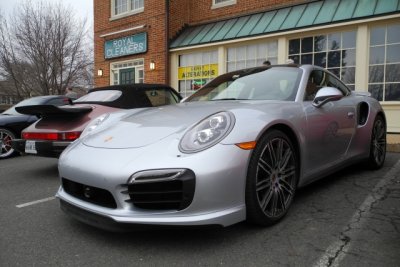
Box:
[145, 89, 180, 106]
[304, 70, 349, 101]
[325, 73, 350, 96]
[304, 70, 325, 101]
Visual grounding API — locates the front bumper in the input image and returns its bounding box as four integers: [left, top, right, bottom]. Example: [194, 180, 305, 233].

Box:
[12, 139, 71, 158]
[57, 138, 250, 229]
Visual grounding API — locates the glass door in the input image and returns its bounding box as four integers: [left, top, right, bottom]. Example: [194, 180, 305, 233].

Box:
[119, 68, 135, 84]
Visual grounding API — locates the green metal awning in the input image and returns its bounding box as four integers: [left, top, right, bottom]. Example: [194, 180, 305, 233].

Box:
[170, 0, 400, 49]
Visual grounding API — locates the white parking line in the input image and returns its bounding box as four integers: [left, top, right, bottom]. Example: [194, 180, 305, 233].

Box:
[313, 158, 400, 267]
[16, 196, 56, 208]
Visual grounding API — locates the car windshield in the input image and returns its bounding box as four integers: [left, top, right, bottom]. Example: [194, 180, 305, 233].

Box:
[74, 90, 122, 103]
[187, 67, 302, 102]
[2, 97, 50, 116]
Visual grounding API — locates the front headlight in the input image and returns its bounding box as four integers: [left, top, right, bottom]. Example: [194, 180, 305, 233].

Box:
[179, 111, 235, 153]
[80, 113, 110, 138]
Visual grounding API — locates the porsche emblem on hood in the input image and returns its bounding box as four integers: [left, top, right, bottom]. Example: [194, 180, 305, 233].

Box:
[104, 136, 113, 142]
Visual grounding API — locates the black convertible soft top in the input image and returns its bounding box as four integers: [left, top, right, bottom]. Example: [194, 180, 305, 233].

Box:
[15, 84, 181, 117]
[77, 84, 181, 109]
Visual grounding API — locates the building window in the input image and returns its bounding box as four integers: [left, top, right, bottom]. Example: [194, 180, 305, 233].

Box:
[227, 41, 278, 72]
[288, 31, 356, 90]
[0, 95, 16, 105]
[110, 59, 144, 85]
[178, 51, 218, 98]
[368, 23, 400, 101]
[212, 0, 236, 9]
[112, 0, 144, 18]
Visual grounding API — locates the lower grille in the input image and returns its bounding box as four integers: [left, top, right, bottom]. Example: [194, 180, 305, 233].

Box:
[62, 178, 117, 209]
[123, 169, 195, 211]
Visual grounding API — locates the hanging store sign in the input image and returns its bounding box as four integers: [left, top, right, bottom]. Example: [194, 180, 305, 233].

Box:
[104, 32, 147, 59]
[178, 64, 218, 80]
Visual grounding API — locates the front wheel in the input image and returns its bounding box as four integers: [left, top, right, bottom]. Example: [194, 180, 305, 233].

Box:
[246, 129, 299, 226]
[0, 128, 17, 159]
[367, 115, 386, 169]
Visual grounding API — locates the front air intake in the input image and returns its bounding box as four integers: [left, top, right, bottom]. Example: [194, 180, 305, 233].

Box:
[122, 169, 195, 211]
[62, 178, 117, 209]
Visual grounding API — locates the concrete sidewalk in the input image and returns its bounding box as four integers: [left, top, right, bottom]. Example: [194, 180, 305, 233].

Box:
[387, 133, 400, 152]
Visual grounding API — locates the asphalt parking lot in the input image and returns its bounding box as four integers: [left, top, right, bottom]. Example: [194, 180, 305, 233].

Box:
[0, 154, 399, 266]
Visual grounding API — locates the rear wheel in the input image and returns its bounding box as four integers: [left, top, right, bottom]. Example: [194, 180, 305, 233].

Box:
[246, 129, 299, 226]
[367, 115, 386, 169]
[0, 128, 17, 159]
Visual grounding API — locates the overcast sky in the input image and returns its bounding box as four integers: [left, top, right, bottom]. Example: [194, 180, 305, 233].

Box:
[0, 0, 93, 28]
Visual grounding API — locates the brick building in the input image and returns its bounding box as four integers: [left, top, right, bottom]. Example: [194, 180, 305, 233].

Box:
[94, 0, 400, 132]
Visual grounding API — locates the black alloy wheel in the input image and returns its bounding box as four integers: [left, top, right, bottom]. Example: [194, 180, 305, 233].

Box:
[246, 129, 299, 226]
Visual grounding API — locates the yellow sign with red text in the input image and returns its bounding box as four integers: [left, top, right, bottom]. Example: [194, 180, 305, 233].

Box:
[178, 64, 218, 80]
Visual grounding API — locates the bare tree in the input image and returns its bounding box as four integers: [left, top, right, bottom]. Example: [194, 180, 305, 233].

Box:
[0, 0, 93, 98]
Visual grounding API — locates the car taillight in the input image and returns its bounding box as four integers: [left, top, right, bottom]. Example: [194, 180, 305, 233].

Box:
[22, 131, 82, 141]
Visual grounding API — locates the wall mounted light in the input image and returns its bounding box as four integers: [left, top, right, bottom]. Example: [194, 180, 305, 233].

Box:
[97, 69, 103, 76]
[150, 60, 155, 70]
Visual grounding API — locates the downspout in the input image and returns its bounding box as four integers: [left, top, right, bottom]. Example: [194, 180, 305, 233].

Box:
[165, 0, 170, 85]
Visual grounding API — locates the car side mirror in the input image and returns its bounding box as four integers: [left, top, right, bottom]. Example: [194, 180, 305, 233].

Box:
[312, 87, 343, 108]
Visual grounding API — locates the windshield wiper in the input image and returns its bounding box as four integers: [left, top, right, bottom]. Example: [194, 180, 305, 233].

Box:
[210, 98, 248, 101]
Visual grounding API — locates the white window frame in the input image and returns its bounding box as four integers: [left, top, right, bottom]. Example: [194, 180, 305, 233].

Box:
[211, 0, 236, 9]
[226, 40, 278, 72]
[288, 30, 357, 90]
[110, 58, 144, 85]
[368, 23, 400, 102]
[110, 0, 144, 20]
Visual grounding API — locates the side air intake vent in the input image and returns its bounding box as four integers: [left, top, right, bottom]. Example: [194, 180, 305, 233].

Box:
[358, 102, 369, 126]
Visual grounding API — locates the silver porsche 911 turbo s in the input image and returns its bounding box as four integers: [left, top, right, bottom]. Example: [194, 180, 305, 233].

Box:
[57, 64, 386, 230]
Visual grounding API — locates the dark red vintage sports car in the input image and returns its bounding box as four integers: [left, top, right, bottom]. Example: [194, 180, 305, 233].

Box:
[0, 95, 73, 159]
[12, 84, 181, 157]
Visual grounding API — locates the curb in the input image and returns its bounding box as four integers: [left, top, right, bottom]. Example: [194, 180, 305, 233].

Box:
[387, 134, 400, 153]
[387, 144, 400, 153]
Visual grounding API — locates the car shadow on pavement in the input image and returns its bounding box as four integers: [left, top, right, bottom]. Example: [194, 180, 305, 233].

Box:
[31, 166, 58, 179]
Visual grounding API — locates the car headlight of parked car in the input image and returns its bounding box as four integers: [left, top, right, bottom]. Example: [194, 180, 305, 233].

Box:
[80, 113, 110, 138]
[179, 111, 235, 153]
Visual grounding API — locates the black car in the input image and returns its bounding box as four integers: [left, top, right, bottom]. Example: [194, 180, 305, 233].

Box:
[0, 95, 73, 159]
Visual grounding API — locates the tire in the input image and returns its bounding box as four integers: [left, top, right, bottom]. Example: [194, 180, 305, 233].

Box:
[246, 129, 299, 226]
[367, 115, 386, 169]
[0, 128, 17, 159]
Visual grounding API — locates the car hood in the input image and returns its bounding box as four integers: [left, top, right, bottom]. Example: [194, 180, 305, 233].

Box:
[82, 100, 290, 149]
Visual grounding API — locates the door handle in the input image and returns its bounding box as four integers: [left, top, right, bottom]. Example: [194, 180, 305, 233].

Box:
[347, 112, 355, 118]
